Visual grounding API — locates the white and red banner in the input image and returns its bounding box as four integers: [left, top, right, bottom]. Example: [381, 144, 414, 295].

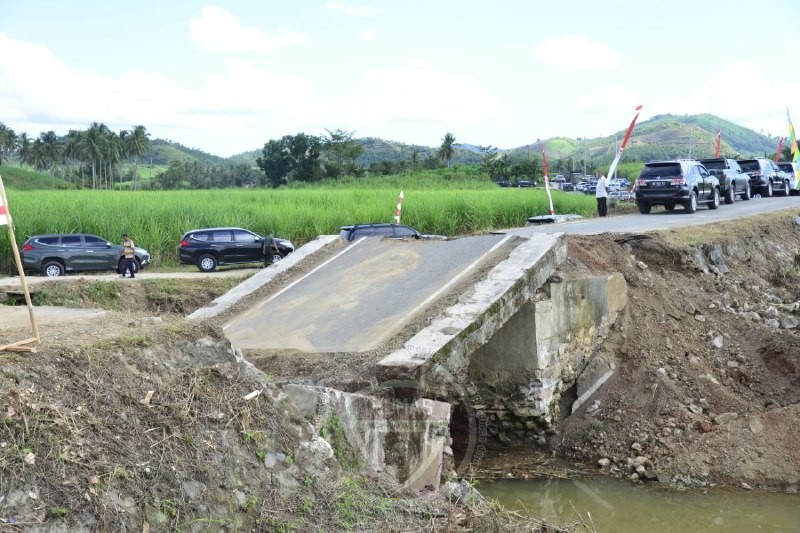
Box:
[608, 104, 643, 181]
[393, 190, 404, 224]
[715, 130, 721, 158]
[787, 109, 800, 188]
[0, 174, 10, 226]
[542, 148, 555, 214]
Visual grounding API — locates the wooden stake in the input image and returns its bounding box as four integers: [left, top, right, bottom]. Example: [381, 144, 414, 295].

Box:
[0, 174, 40, 343]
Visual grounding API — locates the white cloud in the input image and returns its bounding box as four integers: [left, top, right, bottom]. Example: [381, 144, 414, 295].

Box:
[189, 5, 308, 54]
[326, 2, 379, 16]
[359, 29, 379, 42]
[533, 34, 621, 70]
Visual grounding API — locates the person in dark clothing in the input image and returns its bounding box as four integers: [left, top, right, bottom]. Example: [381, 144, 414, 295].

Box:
[262, 233, 279, 267]
[121, 233, 137, 278]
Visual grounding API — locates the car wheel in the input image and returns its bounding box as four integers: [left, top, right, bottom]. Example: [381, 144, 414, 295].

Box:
[684, 191, 698, 213]
[272, 252, 283, 263]
[708, 187, 720, 209]
[724, 185, 735, 204]
[637, 202, 651, 214]
[765, 182, 773, 197]
[664, 203, 676, 211]
[197, 254, 218, 272]
[782, 181, 790, 196]
[741, 182, 752, 201]
[42, 261, 65, 277]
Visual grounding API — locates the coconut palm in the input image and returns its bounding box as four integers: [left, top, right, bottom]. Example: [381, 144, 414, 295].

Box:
[123, 125, 151, 190]
[79, 122, 108, 189]
[0, 123, 17, 165]
[438, 132, 456, 168]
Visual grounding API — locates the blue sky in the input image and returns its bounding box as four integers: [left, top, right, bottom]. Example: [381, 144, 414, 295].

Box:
[2, 0, 799, 157]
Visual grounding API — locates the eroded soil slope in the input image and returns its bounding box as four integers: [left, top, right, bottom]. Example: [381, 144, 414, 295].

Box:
[553, 210, 800, 490]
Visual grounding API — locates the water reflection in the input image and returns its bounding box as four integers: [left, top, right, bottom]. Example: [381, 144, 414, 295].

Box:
[479, 477, 800, 532]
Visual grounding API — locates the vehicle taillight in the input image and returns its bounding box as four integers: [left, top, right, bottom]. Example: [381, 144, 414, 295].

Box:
[671, 177, 686, 185]
[22, 244, 34, 252]
[179, 239, 190, 248]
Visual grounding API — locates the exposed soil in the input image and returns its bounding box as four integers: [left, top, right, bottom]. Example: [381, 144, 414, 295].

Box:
[2, 211, 800, 530]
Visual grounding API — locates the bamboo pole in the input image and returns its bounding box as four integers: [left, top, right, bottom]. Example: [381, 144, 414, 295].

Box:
[0, 174, 39, 343]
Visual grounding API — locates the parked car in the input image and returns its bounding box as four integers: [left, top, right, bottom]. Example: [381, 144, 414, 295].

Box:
[339, 223, 447, 242]
[698, 158, 752, 203]
[561, 182, 575, 192]
[494, 180, 511, 187]
[20, 233, 151, 277]
[516, 180, 533, 188]
[736, 158, 790, 197]
[776, 162, 800, 195]
[634, 159, 720, 214]
[177, 227, 294, 272]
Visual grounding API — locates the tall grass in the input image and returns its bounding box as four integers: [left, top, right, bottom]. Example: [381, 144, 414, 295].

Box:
[0, 185, 597, 273]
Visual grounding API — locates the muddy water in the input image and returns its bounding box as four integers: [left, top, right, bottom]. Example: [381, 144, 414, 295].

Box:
[479, 477, 800, 532]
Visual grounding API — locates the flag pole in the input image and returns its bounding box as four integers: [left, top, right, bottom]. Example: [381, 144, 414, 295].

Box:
[542, 148, 555, 215]
[608, 104, 643, 184]
[0, 175, 39, 343]
[393, 190, 404, 224]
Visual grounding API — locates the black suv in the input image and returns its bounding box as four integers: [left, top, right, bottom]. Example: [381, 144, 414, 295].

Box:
[21, 233, 151, 277]
[634, 159, 720, 214]
[339, 223, 447, 242]
[737, 158, 790, 197]
[177, 227, 294, 272]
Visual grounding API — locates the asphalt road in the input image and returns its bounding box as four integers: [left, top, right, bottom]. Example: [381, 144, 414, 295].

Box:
[222, 234, 514, 353]
[505, 194, 800, 237]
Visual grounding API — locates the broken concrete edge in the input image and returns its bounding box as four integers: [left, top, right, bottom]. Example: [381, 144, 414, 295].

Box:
[186, 235, 340, 320]
[375, 232, 567, 380]
[282, 382, 451, 491]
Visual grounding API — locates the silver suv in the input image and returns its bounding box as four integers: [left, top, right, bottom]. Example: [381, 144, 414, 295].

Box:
[21, 233, 151, 277]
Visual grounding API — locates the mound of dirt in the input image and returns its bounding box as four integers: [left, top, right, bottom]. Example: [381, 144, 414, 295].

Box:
[551, 211, 800, 490]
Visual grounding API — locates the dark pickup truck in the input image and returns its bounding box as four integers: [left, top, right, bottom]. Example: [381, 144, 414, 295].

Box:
[698, 158, 752, 204]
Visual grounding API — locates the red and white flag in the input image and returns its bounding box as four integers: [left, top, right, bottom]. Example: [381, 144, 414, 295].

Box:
[715, 130, 721, 158]
[542, 148, 555, 214]
[0, 175, 10, 226]
[608, 104, 643, 181]
[393, 190, 404, 224]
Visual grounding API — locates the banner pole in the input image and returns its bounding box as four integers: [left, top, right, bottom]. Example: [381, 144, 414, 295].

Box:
[0, 175, 39, 343]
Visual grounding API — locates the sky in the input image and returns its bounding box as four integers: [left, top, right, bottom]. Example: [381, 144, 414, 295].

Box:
[2, 0, 799, 158]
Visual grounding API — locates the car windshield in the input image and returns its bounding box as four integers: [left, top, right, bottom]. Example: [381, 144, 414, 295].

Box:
[738, 160, 759, 172]
[778, 163, 794, 173]
[639, 163, 682, 179]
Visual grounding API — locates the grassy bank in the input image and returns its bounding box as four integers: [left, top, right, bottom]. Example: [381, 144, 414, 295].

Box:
[0, 184, 599, 274]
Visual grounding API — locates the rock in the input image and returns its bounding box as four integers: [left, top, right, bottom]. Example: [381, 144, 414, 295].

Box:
[598, 458, 611, 467]
[741, 482, 753, 490]
[630, 473, 640, 482]
[694, 314, 706, 323]
[749, 418, 764, 434]
[694, 420, 713, 433]
[636, 261, 648, 270]
[710, 336, 724, 349]
[684, 303, 697, 315]
[636, 465, 647, 475]
[631, 442, 642, 452]
[780, 316, 799, 329]
[687, 404, 704, 415]
[714, 412, 738, 425]
[765, 319, 780, 329]
[763, 307, 779, 318]
[726, 361, 739, 368]
[741, 311, 762, 322]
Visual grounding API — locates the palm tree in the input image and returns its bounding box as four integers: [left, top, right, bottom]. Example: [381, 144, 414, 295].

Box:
[79, 122, 108, 189]
[123, 125, 150, 190]
[438, 132, 456, 168]
[18, 133, 32, 167]
[37, 131, 62, 187]
[0, 123, 17, 165]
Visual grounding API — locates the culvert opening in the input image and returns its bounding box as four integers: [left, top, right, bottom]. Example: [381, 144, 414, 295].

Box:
[557, 381, 578, 421]
[449, 399, 476, 472]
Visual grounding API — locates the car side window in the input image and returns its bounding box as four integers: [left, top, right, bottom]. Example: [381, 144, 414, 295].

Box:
[233, 230, 257, 242]
[84, 235, 107, 247]
[211, 230, 232, 242]
[191, 232, 209, 241]
[38, 236, 59, 245]
[62, 235, 82, 247]
[698, 166, 709, 177]
[354, 226, 376, 237]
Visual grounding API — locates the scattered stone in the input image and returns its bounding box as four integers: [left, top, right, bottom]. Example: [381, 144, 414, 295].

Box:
[726, 361, 739, 368]
[749, 418, 764, 434]
[694, 420, 713, 433]
[631, 442, 642, 452]
[764, 319, 780, 329]
[636, 261, 648, 270]
[684, 303, 697, 315]
[741, 482, 753, 490]
[710, 336, 724, 349]
[598, 458, 611, 467]
[780, 316, 799, 329]
[714, 412, 738, 425]
[687, 404, 703, 415]
[694, 314, 706, 323]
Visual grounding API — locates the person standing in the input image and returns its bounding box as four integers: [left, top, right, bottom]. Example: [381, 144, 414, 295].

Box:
[121, 233, 137, 278]
[595, 172, 609, 217]
[262, 233, 279, 267]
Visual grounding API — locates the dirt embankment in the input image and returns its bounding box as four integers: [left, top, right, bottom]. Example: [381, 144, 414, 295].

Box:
[549, 211, 800, 491]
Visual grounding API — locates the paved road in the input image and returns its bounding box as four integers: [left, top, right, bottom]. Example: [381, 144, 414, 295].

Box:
[223, 234, 514, 353]
[505, 195, 800, 237]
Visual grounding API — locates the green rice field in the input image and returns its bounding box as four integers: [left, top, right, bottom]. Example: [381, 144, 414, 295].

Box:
[0, 186, 600, 273]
